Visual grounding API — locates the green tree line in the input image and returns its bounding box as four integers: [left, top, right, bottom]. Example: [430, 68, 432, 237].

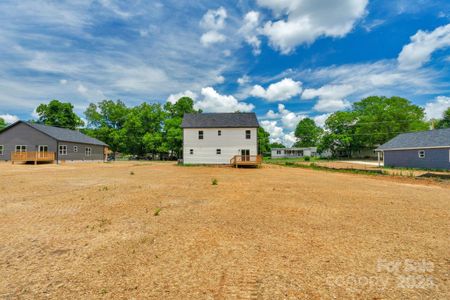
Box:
[3, 95, 448, 159]
[29, 98, 272, 158]
[292, 96, 449, 157]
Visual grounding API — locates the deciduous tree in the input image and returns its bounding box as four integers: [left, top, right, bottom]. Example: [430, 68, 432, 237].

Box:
[36, 100, 84, 129]
[294, 118, 323, 147]
[0, 118, 6, 130]
[436, 108, 450, 129]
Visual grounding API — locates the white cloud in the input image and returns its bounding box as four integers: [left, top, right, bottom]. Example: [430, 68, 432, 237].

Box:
[283, 131, 297, 145]
[398, 24, 450, 70]
[277, 104, 305, 129]
[223, 50, 231, 57]
[237, 75, 250, 85]
[200, 7, 227, 31]
[260, 120, 284, 140]
[260, 104, 308, 146]
[296, 60, 441, 113]
[239, 11, 261, 55]
[250, 78, 302, 102]
[59, 79, 68, 85]
[77, 84, 88, 94]
[265, 109, 279, 119]
[260, 120, 298, 146]
[167, 90, 198, 104]
[214, 75, 225, 84]
[302, 84, 352, 113]
[0, 114, 19, 124]
[313, 99, 351, 113]
[424, 96, 450, 120]
[313, 113, 331, 128]
[200, 31, 227, 46]
[194, 87, 254, 112]
[362, 19, 386, 32]
[257, 0, 368, 54]
[302, 84, 353, 100]
[200, 7, 228, 47]
[31, 109, 39, 119]
[0, 1, 246, 116]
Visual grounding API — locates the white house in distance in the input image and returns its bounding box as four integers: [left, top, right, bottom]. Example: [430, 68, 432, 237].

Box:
[271, 147, 318, 159]
[181, 113, 260, 165]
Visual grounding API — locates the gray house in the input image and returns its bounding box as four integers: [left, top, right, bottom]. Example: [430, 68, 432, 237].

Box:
[376, 128, 450, 170]
[0, 121, 108, 163]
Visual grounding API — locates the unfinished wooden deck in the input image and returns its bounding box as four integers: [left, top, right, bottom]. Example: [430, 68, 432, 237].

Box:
[230, 155, 262, 168]
[11, 152, 56, 165]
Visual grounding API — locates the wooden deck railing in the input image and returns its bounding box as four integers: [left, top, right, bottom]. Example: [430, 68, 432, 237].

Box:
[230, 155, 262, 167]
[11, 152, 56, 164]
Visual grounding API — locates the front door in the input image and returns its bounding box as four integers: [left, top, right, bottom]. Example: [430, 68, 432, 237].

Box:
[241, 149, 250, 161]
[38, 145, 48, 158]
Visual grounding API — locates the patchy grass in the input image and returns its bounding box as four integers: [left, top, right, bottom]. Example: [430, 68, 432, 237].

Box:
[154, 207, 162, 216]
[264, 157, 322, 164]
[278, 161, 387, 176]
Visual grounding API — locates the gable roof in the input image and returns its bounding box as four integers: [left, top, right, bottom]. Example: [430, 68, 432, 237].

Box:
[376, 128, 450, 151]
[2, 121, 108, 146]
[181, 113, 259, 128]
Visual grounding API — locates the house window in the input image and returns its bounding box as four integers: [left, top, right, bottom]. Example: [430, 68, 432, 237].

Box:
[418, 150, 425, 159]
[73, 146, 78, 153]
[218, 130, 221, 136]
[190, 149, 194, 155]
[59, 145, 67, 155]
[246, 130, 251, 139]
[216, 149, 221, 155]
[15, 145, 27, 152]
[198, 130, 204, 140]
[85, 147, 92, 157]
[276, 150, 281, 155]
[0, 145, 3, 155]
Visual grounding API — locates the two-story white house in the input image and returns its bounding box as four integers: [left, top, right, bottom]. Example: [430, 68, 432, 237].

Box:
[181, 113, 259, 165]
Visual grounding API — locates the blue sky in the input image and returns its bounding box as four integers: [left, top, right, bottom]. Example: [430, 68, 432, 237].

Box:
[1, 0, 450, 145]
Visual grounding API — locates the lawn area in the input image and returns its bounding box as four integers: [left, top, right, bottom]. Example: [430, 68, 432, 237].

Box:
[0, 162, 449, 298]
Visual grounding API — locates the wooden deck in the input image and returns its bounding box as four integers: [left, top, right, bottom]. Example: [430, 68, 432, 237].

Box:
[11, 152, 56, 164]
[230, 155, 262, 168]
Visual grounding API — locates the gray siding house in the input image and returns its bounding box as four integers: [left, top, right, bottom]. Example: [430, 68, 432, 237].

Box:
[376, 128, 450, 170]
[0, 121, 108, 163]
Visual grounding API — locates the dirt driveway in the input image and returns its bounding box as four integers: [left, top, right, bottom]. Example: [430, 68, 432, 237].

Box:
[0, 162, 449, 299]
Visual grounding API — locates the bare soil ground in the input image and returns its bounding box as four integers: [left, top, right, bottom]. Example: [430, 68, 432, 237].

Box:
[0, 162, 449, 299]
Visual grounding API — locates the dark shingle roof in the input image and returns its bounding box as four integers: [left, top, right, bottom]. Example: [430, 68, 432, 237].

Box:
[377, 128, 450, 150]
[25, 122, 108, 146]
[181, 113, 259, 128]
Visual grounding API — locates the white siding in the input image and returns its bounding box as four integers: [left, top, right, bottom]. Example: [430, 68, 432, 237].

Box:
[183, 128, 257, 164]
[270, 147, 318, 158]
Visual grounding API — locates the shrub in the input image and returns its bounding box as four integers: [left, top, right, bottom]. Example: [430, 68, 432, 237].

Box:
[304, 156, 311, 162]
[130, 171, 135, 175]
[212, 178, 218, 185]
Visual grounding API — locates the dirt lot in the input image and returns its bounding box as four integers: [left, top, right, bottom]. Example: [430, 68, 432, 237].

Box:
[0, 162, 449, 299]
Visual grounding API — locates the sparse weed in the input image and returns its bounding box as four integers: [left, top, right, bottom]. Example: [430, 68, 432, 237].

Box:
[212, 178, 218, 185]
[154, 207, 162, 216]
